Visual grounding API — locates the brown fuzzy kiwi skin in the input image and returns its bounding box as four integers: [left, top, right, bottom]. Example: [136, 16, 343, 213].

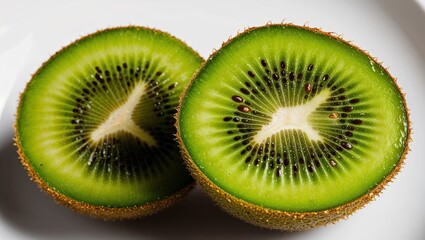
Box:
[14, 26, 203, 220]
[16, 138, 194, 220]
[176, 23, 411, 231]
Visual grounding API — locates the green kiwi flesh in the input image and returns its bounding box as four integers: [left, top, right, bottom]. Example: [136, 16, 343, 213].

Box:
[177, 24, 410, 230]
[15, 26, 203, 219]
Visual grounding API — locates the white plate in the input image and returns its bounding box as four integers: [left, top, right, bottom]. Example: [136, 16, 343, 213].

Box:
[1, 0, 425, 239]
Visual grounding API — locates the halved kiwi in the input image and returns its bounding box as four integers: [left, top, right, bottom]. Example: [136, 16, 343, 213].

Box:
[177, 24, 410, 230]
[15, 26, 203, 219]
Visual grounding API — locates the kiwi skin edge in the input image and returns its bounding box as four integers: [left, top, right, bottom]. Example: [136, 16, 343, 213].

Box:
[17, 138, 195, 220]
[14, 26, 203, 220]
[176, 23, 411, 231]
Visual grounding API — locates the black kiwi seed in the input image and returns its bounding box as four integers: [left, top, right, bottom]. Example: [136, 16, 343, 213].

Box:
[265, 69, 271, 75]
[168, 83, 177, 90]
[292, 164, 299, 173]
[280, 61, 286, 69]
[297, 73, 303, 80]
[299, 157, 305, 164]
[95, 66, 102, 73]
[276, 157, 282, 165]
[232, 95, 244, 102]
[241, 118, 250, 123]
[350, 98, 360, 104]
[254, 158, 261, 166]
[351, 119, 363, 125]
[273, 73, 279, 81]
[307, 64, 314, 71]
[340, 141, 353, 150]
[345, 131, 354, 137]
[342, 106, 354, 112]
[307, 163, 314, 173]
[289, 72, 295, 81]
[240, 88, 250, 95]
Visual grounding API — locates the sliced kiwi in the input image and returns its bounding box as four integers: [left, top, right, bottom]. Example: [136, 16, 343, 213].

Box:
[15, 26, 203, 219]
[177, 24, 410, 230]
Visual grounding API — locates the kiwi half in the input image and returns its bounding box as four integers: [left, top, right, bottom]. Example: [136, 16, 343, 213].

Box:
[177, 24, 410, 230]
[15, 26, 203, 219]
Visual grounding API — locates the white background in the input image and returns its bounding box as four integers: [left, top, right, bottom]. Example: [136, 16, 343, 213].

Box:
[1, 0, 425, 239]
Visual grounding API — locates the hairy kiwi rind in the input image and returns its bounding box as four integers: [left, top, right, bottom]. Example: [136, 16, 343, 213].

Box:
[15, 26, 203, 220]
[176, 23, 411, 230]
[16, 139, 195, 219]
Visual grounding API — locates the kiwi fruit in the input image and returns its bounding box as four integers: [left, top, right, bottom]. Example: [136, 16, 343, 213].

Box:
[177, 24, 410, 230]
[15, 26, 203, 219]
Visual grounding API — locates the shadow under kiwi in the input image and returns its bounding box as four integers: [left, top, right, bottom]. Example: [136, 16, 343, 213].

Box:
[0, 122, 300, 239]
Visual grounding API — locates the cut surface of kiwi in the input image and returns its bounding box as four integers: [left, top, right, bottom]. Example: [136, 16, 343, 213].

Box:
[15, 26, 203, 219]
[177, 24, 410, 230]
